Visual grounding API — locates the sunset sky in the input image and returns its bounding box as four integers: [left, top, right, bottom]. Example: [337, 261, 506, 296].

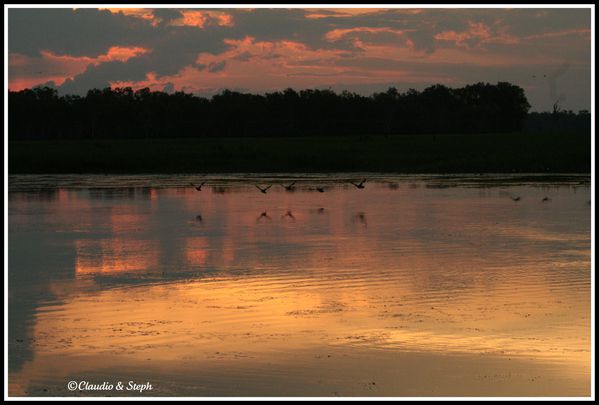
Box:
[7, 6, 592, 112]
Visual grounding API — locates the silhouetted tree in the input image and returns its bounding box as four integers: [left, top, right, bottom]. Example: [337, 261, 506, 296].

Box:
[8, 82, 553, 140]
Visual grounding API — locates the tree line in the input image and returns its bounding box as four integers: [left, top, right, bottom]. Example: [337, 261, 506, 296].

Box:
[7, 82, 577, 140]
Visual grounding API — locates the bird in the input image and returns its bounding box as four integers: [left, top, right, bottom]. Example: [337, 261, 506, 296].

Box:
[195, 214, 203, 222]
[510, 195, 521, 202]
[281, 181, 296, 191]
[282, 210, 296, 220]
[542, 196, 551, 202]
[257, 211, 271, 222]
[352, 212, 367, 227]
[255, 184, 272, 194]
[190, 181, 206, 191]
[316, 187, 325, 193]
[350, 179, 367, 189]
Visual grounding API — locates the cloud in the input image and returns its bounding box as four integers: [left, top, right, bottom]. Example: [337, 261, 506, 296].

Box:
[208, 61, 227, 73]
[7, 7, 592, 110]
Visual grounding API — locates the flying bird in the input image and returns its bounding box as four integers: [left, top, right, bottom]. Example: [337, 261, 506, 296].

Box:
[190, 181, 206, 191]
[255, 184, 272, 194]
[510, 195, 521, 202]
[350, 179, 367, 189]
[281, 181, 296, 191]
[257, 211, 271, 222]
[282, 210, 296, 220]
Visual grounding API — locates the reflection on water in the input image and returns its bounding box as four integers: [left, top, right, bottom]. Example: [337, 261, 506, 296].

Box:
[8, 174, 592, 397]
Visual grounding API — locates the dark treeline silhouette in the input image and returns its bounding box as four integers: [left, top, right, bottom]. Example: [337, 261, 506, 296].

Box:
[9, 82, 554, 140]
[524, 110, 591, 133]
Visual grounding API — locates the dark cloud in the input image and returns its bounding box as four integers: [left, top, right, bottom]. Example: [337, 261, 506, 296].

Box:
[152, 8, 182, 25]
[208, 61, 227, 73]
[8, 8, 153, 57]
[7, 7, 592, 111]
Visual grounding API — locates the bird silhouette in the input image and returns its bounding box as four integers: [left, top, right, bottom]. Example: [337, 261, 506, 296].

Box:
[257, 211, 271, 222]
[190, 181, 206, 191]
[352, 212, 367, 227]
[281, 181, 296, 191]
[510, 195, 521, 202]
[195, 214, 203, 222]
[350, 179, 367, 189]
[542, 196, 551, 202]
[282, 210, 296, 221]
[255, 184, 272, 194]
[316, 187, 325, 193]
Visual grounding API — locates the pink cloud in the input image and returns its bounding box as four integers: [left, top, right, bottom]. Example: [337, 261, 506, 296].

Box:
[9, 46, 150, 90]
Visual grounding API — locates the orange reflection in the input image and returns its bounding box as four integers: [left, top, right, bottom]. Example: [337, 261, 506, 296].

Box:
[186, 237, 208, 266]
[8, 182, 591, 396]
[75, 239, 159, 275]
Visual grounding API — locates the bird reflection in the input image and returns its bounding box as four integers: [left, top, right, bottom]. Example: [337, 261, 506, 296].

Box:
[352, 212, 367, 227]
[282, 210, 296, 221]
[211, 186, 228, 194]
[257, 211, 271, 222]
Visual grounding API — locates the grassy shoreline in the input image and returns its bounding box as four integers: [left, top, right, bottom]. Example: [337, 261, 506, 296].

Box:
[9, 133, 591, 174]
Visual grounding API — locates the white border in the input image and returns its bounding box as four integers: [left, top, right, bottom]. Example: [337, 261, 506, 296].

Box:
[3, 3, 595, 402]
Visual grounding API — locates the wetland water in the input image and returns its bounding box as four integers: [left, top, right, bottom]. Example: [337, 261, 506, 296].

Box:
[7, 174, 592, 397]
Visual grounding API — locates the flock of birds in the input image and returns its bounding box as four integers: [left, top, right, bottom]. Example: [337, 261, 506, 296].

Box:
[191, 179, 368, 195]
[190, 179, 370, 224]
[187, 179, 587, 225]
[191, 179, 561, 203]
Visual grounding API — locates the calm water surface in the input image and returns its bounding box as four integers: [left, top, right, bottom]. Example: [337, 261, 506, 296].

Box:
[7, 174, 592, 397]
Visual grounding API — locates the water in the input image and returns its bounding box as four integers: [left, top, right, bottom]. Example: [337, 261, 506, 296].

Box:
[7, 174, 592, 397]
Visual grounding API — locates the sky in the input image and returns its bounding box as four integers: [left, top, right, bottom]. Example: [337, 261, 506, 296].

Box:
[7, 6, 593, 112]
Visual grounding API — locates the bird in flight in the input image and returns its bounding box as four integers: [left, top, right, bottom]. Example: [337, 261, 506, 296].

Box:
[350, 179, 367, 189]
[190, 181, 206, 191]
[281, 181, 296, 191]
[255, 185, 272, 194]
[282, 210, 296, 220]
[510, 195, 521, 202]
[257, 211, 271, 222]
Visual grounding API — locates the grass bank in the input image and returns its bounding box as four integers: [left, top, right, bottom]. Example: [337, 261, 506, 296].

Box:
[9, 132, 591, 174]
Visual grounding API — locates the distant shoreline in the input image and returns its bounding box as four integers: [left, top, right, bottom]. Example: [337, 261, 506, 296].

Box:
[9, 133, 591, 174]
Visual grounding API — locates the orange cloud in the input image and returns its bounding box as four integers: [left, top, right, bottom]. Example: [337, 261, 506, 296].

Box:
[434, 21, 520, 49]
[9, 46, 150, 91]
[102, 7, 158, 24]
[325, 27, 413, 42]
[169, 10, 234, 28]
